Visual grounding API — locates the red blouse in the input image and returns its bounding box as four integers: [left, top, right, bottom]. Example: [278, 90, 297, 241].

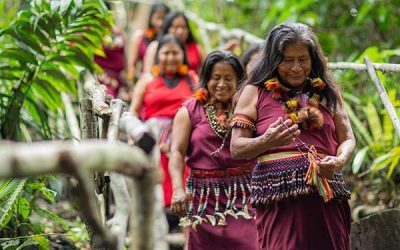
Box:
[186, 42, 202, 72]
[141, 75, 194, 120]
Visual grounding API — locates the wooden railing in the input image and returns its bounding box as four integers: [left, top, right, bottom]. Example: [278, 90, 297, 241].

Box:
[0, 72, 168, 250]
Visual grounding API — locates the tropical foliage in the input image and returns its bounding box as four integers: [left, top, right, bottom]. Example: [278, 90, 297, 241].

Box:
[0, 0, 111, 140]
[0, 0, 111, 248]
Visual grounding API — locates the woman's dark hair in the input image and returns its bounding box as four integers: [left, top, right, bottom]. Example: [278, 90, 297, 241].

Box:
[241, 43, 263, 70]
[147, 3, 170, 29]
[159, 12, 195, 43]
[199, 50, 245, 91]
[154, 34, 189, 66]
[247, 23, 340, 111]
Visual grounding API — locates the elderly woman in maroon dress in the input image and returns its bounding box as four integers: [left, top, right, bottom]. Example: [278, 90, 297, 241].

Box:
[169, 50, 258, 250]
[230, 23, 355, 250]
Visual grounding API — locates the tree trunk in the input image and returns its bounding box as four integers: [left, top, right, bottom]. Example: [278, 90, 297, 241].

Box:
[351, 208, 400, 250]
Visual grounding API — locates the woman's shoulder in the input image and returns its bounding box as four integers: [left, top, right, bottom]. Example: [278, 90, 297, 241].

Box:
[242, 84, 260, 97]
[182, 97, 198, 109]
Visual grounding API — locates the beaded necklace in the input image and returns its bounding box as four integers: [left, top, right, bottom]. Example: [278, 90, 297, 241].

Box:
[265, 77, 335, 202]
[204, 102, 233, 156]
[265, 77, 326, 130]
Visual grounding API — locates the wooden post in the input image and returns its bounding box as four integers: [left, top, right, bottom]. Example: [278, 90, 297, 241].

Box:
[107, 99, 131, 250]
[61, 93, 81, 144]
[364, 56, 400, 139]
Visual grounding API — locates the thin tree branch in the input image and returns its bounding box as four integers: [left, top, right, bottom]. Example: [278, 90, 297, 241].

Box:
[364, 56, 400, 139]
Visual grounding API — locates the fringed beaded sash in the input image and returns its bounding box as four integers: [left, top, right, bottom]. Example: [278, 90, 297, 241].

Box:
[249, 151, 350, 207]
[179, 165, 254, 230]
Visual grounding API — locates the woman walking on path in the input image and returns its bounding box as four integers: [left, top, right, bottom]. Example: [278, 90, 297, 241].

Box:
[230, 23, 355, 250]
[129, 34, 197, 207]
[127, 3, 170, 82]
[169, 50, 258, 250]
[143, 12, 205, 74]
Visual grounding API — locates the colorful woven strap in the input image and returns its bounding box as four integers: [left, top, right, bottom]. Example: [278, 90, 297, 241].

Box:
[190, 165, 253, 178]
[230, 113, 256, 131]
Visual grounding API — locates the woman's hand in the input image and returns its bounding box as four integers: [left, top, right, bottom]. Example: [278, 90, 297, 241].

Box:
[170, 188, 188, 218]
[318, 156, 345, 178]
[262, 117, 301, 148]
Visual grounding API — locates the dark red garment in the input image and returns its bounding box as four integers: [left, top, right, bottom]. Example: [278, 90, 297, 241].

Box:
[142, 75, 193, 206]
[256, 193, 351, 250]
[255, 87, 338, 156]
[138, 35, 150, 62]
[184, 99, 258, 250]
[186, 42, 202, 72]
[252, 87, 351, 250]
[185, 98, 252, 170]
[94, 37, 125, 97]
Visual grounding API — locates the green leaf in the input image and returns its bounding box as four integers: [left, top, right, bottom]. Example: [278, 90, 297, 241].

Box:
[39, 187, 57, 203]
[31, 84, 60, 111]
[363, 102, 383, 143]
[15, 236, 50, 250]
[0, 48, 38, 65]
[34, 207, 68, 230]
[18, 197, 30, 220]
[352, 146, 369, 174]
[0, 179, 23, 201]
[370, 154, 393, 172]
[386, 155, 399, 178]
[0, 179, 27, 229]
[23, 97, 52, 139]
[344, 101, 373, 145]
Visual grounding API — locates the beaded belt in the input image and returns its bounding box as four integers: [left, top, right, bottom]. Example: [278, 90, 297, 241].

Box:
[250, 151, 350, 206]
[190, 165, 253, 178]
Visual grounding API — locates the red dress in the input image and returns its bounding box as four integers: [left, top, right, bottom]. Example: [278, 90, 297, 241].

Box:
[142, 74, 194, 207]
[186, 42, 202, 73]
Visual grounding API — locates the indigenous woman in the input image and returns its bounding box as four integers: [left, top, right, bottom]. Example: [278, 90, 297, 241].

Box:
[231, 23, 355, 250]
[143, 12, 205, 74]
[94, 26, 125, 98]
[127, 3, 170, 81]
[129, 34, 196, 207]
[169, 51, 258, 250]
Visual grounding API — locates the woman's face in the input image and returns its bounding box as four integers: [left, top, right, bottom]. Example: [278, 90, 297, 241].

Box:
[168, 16, 189, 43]
[150, 9, 167, 33]
[207, 62, 237, 103]
[157, 42, 184, 75]
[277, 42, 312, 88]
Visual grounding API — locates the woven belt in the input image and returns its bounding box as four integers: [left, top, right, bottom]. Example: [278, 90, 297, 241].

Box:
[257, 151, 327, 164]
[190, 165, 253, 178]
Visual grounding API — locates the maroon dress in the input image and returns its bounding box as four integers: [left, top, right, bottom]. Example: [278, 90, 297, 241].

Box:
[183, 98, 258, 250]
[251, 87, 351, 250]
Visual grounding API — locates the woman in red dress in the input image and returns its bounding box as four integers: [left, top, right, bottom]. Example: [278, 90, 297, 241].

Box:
[129, 34, 197, 208]
[143, 12, 205, 75]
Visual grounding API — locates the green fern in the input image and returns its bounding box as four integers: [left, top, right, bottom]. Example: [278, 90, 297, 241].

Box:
[0, 0, 112, 140]
[0, 179, 26, 229]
